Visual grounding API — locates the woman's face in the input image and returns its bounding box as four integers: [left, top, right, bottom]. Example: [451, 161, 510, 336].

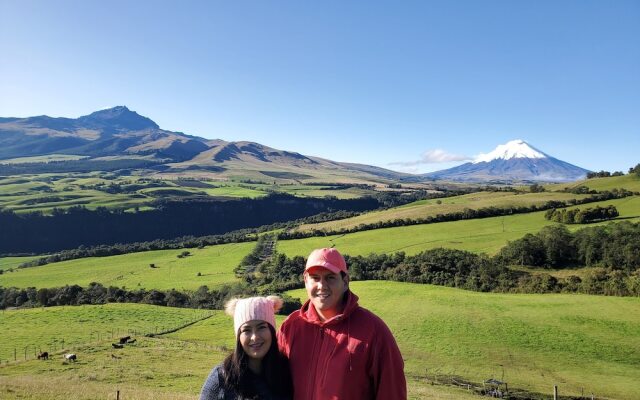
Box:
[239, 320, 272, 361]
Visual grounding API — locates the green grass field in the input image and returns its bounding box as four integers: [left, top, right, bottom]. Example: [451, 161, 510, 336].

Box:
[1, 283, 638, 399]
[3, 196, 639, 291]
[0, 303, 478, 400]
[295, 191, 591, 232]
[288, 281, 640, 400]
[0, 242, 254, 291]
[547, 173, 640, 193]
[0, 256, 43, 272]
[278, 196, 640, 258]
[0, 303, 211, 363]
[0, 172, 379, 214]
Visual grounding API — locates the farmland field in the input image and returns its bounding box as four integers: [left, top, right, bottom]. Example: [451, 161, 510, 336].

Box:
[294, 191, 591, 232]
[3, 196, 639, 291]
[0, 256, 43, 272]
[2, 282, 638, 399]
[289, 281, 640, 400]
[0, 303, 211, 364]
[548, 173, 640, 193]
[0, 242, 254, 291]
[279, 196, 640, 258]
[0, 171, 384, 214]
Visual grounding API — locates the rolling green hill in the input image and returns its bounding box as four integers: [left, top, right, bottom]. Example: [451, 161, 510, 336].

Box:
[547, 173, 640, 193]
[3, 196, 639, 291]
[1, 283, 638, 399]
[294, 191, 591, 233]
[0, 242, 254, 291]
[288, 281, 640, 400]
[279, 196, 640, 258]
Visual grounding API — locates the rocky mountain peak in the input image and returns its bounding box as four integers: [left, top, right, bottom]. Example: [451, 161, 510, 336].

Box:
[78, 106, 159, 131]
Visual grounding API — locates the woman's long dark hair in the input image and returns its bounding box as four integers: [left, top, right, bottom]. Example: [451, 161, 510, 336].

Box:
[221, 324, 292, 398]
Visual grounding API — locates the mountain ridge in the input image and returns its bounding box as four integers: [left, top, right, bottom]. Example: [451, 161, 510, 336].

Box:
[0, 107, 590, 183]
[0, 106, 411, 183]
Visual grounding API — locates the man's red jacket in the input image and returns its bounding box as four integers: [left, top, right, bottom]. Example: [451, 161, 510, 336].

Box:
[278, 292, 407, 400]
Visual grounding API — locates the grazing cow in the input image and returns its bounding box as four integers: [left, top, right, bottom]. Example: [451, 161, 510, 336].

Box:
[112, 343, 124, 349]
[118, 336, 131, 344]
[37, 351, 49, 360]
[127, 338, 136, 344]
[63, 353, 77, 362]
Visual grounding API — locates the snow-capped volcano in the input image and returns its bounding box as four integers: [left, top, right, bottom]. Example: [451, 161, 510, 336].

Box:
[424, 140, 590, 183]
[472, 139, 547, 163]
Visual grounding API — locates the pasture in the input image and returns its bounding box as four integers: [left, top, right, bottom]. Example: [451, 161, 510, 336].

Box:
[0, 171, 382, 214]
[549, 173, 640, 193]
[278, 196, 640, 258]
[0, 303, 211, 364]
[0, 256, 43, 272]
[0, 242, 254, 291]
[3, 196, 639, 292]
[294, 191, 591, 232]
[1, 283, 638, 399]
[288, 281, 640, 400]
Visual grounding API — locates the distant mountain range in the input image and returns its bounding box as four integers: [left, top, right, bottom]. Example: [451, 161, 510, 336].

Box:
[423, 140, 590, 183]
[0, 107, 589, 183]
[0, 106, 409, 183]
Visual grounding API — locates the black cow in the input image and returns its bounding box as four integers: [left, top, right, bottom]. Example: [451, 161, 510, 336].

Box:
[118, 336, 131, 344]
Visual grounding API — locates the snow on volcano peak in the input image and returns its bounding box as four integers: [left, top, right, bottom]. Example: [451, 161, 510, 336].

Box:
[472, 139, 548, 164]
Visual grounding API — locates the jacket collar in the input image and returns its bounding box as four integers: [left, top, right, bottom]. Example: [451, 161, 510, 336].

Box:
[300, 290, 359, 326]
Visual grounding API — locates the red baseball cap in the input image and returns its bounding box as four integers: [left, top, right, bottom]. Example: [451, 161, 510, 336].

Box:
[305, 248, 348, 275]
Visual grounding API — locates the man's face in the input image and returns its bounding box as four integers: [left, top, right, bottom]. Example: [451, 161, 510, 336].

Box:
[304, 267, 349, 321]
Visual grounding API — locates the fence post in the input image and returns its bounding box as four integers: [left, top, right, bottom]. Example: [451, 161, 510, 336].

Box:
[116, 390, 120, 400]
[14, 348, 17, 361]
[554, 385, 558, 400]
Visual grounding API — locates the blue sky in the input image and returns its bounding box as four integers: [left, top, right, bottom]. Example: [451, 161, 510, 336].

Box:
[1, 0, 638, 173]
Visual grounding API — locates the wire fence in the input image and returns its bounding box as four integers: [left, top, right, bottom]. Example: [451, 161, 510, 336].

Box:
[1, 311, 214, 365]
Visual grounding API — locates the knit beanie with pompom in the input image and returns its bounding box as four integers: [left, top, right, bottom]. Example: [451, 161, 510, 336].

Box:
[224, 296, 283, 337]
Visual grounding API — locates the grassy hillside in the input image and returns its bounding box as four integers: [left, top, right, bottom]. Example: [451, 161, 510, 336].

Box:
[0, 303, 210, 364]
[294, 191, 590, 232]
[547, 173, 640, 193]
[0, 242, 253, 291]
[0, 303, 479, 400]
[288, 281, 640, 400]
[3, 196, 639, 291]
[2, 284, 638, 399]
[0, 172, 385, 214]
[279, 196, 640, 258]
[0, 256, 43, 272]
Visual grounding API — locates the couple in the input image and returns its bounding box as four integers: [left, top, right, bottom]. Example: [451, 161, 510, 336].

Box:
[200, 247, 407, 400]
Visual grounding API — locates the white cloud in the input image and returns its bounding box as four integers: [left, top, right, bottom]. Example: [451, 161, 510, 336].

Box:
[389, 149, 471, 167]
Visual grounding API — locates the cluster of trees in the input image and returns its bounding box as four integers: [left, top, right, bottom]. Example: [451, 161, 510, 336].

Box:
[587, 170, 624, 178]
[236, 242, 640, 296]
[4, 220, 639, 311]
[495, 222, 640, 269]
[1, 193, 380, 254]
[630, 163, 640, 176]
[544, 205, 619, 224]
[0, 281, 302, 312]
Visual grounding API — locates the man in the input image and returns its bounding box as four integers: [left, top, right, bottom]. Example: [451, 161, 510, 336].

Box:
[278, 247, 407, 400]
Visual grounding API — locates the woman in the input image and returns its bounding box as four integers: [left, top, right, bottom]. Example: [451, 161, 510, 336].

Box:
[200, 296, 292, 400]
